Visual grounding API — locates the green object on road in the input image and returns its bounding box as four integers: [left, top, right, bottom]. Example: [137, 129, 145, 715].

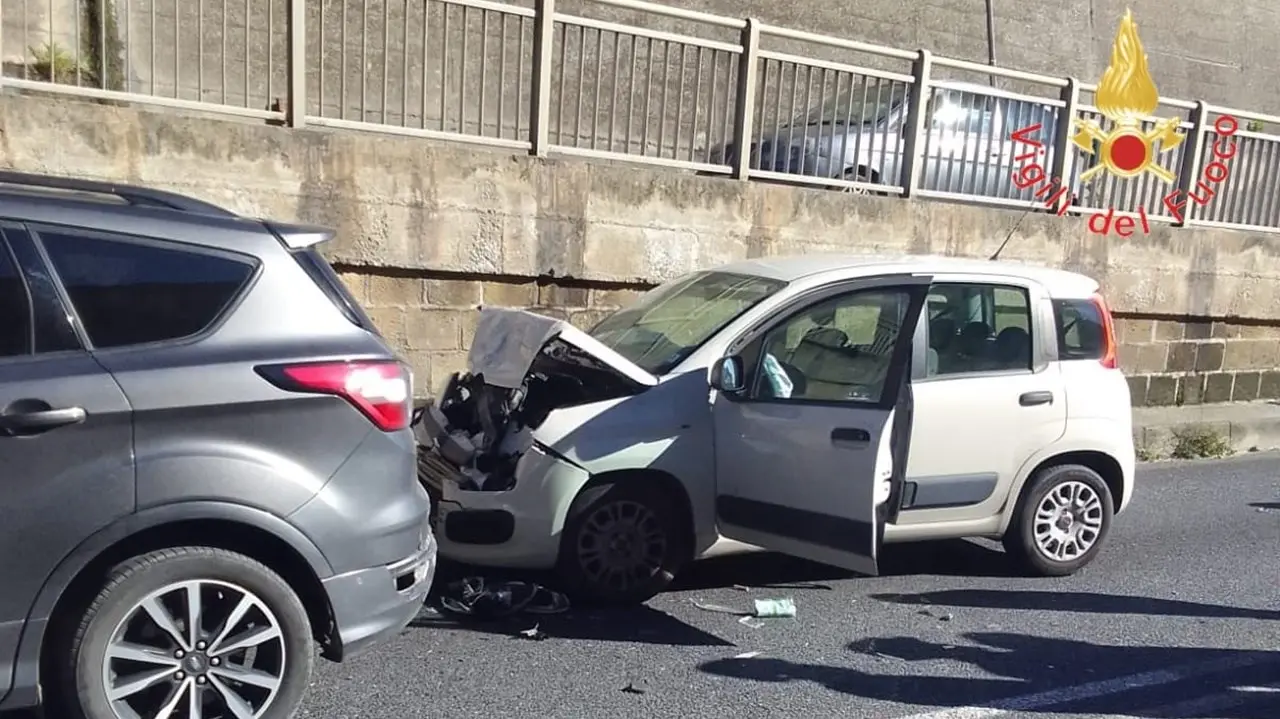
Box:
[753, 597, 796, 618]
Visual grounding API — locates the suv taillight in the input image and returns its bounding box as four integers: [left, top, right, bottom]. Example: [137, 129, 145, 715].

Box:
[258, 361, 412, 431]
[1091, 293, 1119, 370]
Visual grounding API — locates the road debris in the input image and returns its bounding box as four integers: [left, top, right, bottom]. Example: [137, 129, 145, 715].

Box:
[693, 597, 797, 628]
[516, 624, 548, 641]
[733, 651, 763, 659]
[621, 682, 647, 695]
[437, 577, 570, 620]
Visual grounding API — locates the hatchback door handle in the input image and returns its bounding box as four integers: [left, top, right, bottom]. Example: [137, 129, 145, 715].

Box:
[1019, 391, 1054, 407]
[0, 406, 87, 436]
[831, 427, 871, 444]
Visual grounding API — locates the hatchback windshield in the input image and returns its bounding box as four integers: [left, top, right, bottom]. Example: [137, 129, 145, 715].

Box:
[590, 271, 787, 375]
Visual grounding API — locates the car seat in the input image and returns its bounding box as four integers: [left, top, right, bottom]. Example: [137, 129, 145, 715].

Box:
[790, 326, 855, 401]
[928, 317, 957, 376]
[994, 326, 1031, 369]
[955, 321, 992, 372]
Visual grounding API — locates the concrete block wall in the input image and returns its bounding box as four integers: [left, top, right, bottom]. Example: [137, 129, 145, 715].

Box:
[7, 91, 1280, 406]
[1119, 318, 1280, 408]
[334, 271, 644, 395]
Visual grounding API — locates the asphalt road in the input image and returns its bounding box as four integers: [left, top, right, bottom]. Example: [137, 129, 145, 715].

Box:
[295, 452, 1280, 719]
[6, 454, 1274, 719]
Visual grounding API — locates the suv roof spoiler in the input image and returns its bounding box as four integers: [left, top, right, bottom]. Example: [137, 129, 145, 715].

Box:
[0, 170, 238, 218]
[263, 221, 336, 250]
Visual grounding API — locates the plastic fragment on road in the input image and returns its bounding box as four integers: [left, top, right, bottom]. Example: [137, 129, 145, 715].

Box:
[516, 624, 547, 641]
[693, 597, 797, 625]
[753, 598, 796, 618]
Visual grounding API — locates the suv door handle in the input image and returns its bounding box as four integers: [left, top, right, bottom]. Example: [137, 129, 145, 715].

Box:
[1019, 391, 1054, 407]
[831, 427, 871, 444]
[0, 406, 87, 436]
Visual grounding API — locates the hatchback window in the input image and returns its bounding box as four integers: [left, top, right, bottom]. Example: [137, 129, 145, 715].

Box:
[0, 243, 30, 357]
[751, 287, 913, 404]
[925, 282, 1032, 376]
[38, 229, 256, 349]
[1054, 298, 1106, 360]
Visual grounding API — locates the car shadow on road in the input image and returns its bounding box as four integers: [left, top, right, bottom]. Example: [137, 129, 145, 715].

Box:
[412, 562, 731, 647]
[408, 601, 733, 647]
[699, 633, 1280, 718]
[867, 589, 1280, 620]
[670, 539, 1017, 593]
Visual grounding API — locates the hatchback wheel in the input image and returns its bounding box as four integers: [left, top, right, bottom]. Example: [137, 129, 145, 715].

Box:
[1004, 464, 1114, 576]
[51, 547, 314, 719]
[556, 480, 690, 605]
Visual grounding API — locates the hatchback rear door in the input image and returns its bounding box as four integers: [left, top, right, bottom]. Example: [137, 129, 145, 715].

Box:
[711, 274, 930, 575]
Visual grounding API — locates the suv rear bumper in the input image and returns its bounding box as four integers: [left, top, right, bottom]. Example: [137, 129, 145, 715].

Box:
[320, 524, 436, 661]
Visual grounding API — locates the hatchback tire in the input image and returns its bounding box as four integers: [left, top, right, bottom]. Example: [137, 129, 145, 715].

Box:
[556, 480, 691, 606]
[1004, 464, 1114, 577]
[49, 546, 315, 719]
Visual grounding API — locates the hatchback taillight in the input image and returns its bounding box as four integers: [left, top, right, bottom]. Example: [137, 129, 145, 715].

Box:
[1091, 293, 1119, 370]
[257, 360, 412, 431]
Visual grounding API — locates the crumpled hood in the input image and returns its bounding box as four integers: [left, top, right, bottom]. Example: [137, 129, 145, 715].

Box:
[467, 307, 658, 389]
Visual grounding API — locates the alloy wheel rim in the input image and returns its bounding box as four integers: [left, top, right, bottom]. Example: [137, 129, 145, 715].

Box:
[576, 500, 668, 593]
[1033, 480, 1104, 562]
[102, 579, 286, 719]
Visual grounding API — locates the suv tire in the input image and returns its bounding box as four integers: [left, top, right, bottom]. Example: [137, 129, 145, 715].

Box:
[556, 479, 691, 606]
[1004, 464, 1115, 577]
[50, 547, 315, 719]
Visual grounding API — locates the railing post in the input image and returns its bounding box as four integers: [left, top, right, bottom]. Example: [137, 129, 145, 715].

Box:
[729, 18, 761, 180]
[1173, 101, 1210, 227]
[899, 49, 932, 198]
[1049, 77, 1079, 211]
[286, 0, 307, 127]
[529, 0, 557, 157]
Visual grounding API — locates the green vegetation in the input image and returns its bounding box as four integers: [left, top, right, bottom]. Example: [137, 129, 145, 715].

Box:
[28, 42, 89, 84]
[81, 0, 125, 91]
[26, 0, 123, 90]
[1170, 427, 1233, 460]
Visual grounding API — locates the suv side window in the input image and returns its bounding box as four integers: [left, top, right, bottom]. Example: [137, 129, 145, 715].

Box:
[746, 287, 914, 405]
[35, 227, 256, 349]
[0, 241, 31, 357]
[925, 282, 1033, 376]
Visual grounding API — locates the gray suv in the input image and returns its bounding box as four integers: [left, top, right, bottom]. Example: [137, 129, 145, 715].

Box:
[0, 172, 436, 719]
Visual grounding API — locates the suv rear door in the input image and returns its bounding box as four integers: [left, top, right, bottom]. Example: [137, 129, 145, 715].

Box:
[0, 224, 133, 698]
[711, 275, 930, 575]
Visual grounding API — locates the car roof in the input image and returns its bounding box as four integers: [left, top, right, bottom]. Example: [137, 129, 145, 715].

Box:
[709, 254, 1100, 298]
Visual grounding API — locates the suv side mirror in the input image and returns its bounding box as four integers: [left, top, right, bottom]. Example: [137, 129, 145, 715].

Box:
[709, 356, 744, 393]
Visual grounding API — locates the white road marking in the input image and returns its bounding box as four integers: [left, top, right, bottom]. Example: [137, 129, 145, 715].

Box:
[895, 652, 1279, 719]
[1232, 683, 1280, 693]
[1097, 679, 1280, 718]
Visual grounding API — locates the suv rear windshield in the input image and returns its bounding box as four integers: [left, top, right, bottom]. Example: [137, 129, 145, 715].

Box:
[291, 248, 378, 333]
[589, 271, 786, 375]
[1053, 298, 1105, 360]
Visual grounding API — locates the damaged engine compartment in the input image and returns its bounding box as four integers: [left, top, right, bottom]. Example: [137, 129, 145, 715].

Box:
[415, 336, 649, 493]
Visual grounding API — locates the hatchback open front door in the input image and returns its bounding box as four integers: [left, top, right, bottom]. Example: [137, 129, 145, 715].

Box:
[711, 275, 931, 576]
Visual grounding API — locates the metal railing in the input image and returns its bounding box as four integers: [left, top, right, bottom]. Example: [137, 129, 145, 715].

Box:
[4, 0, 1280, 232]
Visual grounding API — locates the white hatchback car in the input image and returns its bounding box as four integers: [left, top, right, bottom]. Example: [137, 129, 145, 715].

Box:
[415, 255, 1136, 604]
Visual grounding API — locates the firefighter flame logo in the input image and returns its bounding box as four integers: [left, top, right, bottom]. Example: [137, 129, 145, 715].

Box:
[1072, 9, 1184, 183]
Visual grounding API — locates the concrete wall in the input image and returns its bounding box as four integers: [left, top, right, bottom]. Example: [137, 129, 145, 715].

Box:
[5, 91, 1280, 407]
